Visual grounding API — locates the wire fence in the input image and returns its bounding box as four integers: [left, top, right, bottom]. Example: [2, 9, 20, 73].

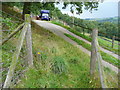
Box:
[1, 9, 118, 88]
[54, 20, 119, 88]
[1, 10, 33, 88]
[72, 22, 119, 88]
[53, 19, 119, 48]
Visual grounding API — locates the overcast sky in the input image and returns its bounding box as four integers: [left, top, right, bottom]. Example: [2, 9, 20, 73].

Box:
[55, 0, 119, 19]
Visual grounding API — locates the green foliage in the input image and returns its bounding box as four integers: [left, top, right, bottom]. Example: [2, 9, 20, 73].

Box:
[87, 16, 118, 24]
[98, 22, 118, 39]
[2, 18, 18, 30]
[3, 2, 23, 9]
[51, 6, 118, 40]
[3, 4, 118, 88]
[51, 56, 67, 74]
[62, 2, 98, 14]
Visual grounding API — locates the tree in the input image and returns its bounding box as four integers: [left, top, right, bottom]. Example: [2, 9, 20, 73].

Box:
[22, 2, 31, 19]
[62, 2, 98, 14]
[3, 2, 99, 20]
[22, 2, 98, 19]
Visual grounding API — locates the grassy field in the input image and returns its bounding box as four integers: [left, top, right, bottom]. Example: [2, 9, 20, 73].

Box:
[64, 34, 118, 87]
[2, 5, 99, 88]
[15, 22, 101, 88]
[51, 21, 119, 55]
[2, 22, 118, 88]
[64, 33, 119, 68]
[2, 5, 118, 88]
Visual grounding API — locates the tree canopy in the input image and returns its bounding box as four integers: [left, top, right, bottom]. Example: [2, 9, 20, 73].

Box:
[3, 2, 99, 19]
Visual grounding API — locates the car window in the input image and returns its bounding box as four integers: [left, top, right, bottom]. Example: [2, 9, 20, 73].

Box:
[42, 13, 49, 16]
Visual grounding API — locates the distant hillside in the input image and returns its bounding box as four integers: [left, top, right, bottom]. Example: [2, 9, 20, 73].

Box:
[85, 16, 118, 24]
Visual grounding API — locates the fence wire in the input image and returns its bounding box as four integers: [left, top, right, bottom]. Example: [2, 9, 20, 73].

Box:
[66, 20, 119, 88]
[1, 10, 29, 88]
[103, 67, 118, 88]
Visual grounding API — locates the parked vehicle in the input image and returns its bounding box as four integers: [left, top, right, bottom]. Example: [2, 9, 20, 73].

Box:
[39, 10, 50, 21]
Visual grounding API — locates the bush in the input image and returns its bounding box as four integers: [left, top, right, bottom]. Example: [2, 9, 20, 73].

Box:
[51, 56, 67, 74]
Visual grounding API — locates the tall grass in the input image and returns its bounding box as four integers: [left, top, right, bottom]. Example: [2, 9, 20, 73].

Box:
[51, 56, 67, 74]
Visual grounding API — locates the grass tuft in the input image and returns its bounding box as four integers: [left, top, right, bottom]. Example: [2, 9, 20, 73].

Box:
[51, 56, 67, 74]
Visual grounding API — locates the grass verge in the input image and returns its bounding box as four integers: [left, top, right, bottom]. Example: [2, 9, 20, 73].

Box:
[64, 33, 119, 68]
[51, 21, 119, 55]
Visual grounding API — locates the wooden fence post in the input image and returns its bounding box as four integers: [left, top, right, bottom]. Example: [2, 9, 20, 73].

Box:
[96, 37, 106, 88]
[90, 29, 98, 75]
[97, 50, 106, 88]
[3, 24, 27, 88]
[25, 14, 33, 67]
[90, 29, 106, 88]
[112, 36, 115, 48]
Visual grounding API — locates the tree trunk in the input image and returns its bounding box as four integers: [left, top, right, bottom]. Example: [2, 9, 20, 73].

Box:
[22, 2, 31, 20]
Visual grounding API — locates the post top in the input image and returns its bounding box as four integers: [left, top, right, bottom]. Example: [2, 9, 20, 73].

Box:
[25, 14, 30, 23]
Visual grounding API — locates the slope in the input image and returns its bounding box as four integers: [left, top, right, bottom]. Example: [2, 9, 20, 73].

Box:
[16, 22, 101, 88]
[33, 20, 118, 73]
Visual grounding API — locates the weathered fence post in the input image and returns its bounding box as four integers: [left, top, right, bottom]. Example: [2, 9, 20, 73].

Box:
[3, 24, 27, 88]
[25, 14, 33, 67]
[112, 36, 115, 48]
[97, 37, 106, 88]
[90, 29, 106, 88]
[90, 29, 98, 75]
[97, 50, 106, 88]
